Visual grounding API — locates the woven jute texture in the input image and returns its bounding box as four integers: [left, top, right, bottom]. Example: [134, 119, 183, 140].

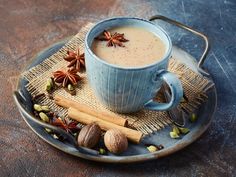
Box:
[22, 22, 213, 135]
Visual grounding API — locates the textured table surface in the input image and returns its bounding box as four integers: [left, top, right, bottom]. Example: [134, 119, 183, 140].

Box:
[0, 0, 235, 176]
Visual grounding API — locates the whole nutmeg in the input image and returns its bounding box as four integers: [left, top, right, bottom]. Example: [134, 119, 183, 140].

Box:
[77, 123, 101, 148]
[104, 129, 128, 154]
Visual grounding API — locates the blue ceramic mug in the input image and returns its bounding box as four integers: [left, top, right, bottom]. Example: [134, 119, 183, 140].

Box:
[85, 17, 183, 113]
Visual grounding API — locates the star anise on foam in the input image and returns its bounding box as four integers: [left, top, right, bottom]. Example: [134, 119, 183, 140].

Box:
[53, 68, 81, 87]
[64, 48, 85, 71]
[95, 30, 129, 47]
[52, 117, 80, 134]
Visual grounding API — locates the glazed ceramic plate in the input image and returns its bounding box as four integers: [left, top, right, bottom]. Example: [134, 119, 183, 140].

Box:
[14, 38, 217, 163]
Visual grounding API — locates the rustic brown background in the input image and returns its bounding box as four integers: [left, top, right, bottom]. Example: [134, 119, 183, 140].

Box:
[1, 0, 235, 176]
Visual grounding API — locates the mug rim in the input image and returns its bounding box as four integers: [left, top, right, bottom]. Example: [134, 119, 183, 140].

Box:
[85, 17, 172, 70]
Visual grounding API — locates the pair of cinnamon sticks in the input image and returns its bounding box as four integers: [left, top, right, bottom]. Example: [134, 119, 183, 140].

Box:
[54, 95, 143, 143]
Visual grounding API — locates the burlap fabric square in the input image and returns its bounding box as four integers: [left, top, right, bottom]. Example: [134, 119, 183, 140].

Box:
[23, 23, 213, 135]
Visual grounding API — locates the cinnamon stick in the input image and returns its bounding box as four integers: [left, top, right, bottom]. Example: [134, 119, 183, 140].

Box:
[68, 107, 143, 144]
[54, 94, 128, 127]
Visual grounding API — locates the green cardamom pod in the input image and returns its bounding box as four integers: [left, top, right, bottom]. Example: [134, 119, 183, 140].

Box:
[45, 78, 54, 91]
[173, 126, 180, 135]
[67, 84, 74, 91]
[190, 113, 197, 122]
[52, 134, 59, 139]
[179, 127, 190, 134]
[170, 131, 179, 139]
[45, 128, 52, 133]
[147, 145, 158, 152]
[39, 112, 49, 123]
[33, 104, 43, 112]
[99, 148, 106, 155]
[73, 132, 78, 137]
[41, 105, 50, 112]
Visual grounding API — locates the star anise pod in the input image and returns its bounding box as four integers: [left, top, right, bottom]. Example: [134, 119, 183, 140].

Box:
[52, 117, 80, 134]
[53, 68, 81, 87]
[95, 30, 129, 47]
[64, 48, 85, 71]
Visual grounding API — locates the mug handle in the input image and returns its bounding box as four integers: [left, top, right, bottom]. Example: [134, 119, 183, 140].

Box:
[149, 15, 210, 76]
[145, 15, 210, 111]
[144, 71, 183, 111]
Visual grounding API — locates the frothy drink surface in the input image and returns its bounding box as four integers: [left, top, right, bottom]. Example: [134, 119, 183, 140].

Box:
[91, 26, 166, 67]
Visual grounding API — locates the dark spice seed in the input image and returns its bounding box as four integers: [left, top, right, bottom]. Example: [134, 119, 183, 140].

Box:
[32, 93, 45, 102]
[157, 144, 164, 150]
[47, 111, 55, 118]
[46, 93, 54, 100]
[34, 111, 39, 118]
